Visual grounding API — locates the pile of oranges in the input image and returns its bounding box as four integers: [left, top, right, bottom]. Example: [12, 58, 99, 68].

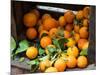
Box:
[23, 7, 90, 72]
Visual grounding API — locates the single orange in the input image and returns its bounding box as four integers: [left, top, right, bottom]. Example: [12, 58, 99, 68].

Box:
[26, 28, 37, 40]
[83, 7, 90, 19]
[40, 36, 52, 48]
[76, 10, 84, 20]
[77, 56, 88, 68]
[66, 56, 77, 68]
[26, 46, 38, 59]
[54, 58, 66, 72]
[23, 13, 37, 27]
[58, 16, 66, 27]
[64, 10, 75, 23]
[67, 46, 79, 57]
[79, 27, 89, 39]
[78, 39, 88, 49]
[43, 18, 58, 31]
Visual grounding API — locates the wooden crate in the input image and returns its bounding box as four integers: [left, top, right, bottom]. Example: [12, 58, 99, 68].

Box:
[11, 1, 96, 74]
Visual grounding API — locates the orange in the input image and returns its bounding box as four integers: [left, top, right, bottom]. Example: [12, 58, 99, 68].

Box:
[42, 13, 52, 22]
[49, 28, 58, 38]
[39, 30, 49, 38]
[83, 19, 89, 27]
[77, 56, 88, 68]
[23, 13, 37, 27]
[54, 58, 66, 72]
[64, 10, 75, 23]
[40, 36, 52, 48]
[79, 27, 89, 39]
[65, 24, 73, 32]
[74, 33, 80, 43]
[26, 28, 37, 40]
[74, 25, 80, 33]
[45, 67, 58, 73]
[64, 30, 71, 39]
[83, 7, 90, 19]
[26, 46, 38, 59]
[78, 39, 88, 49]
[43, 18, 58, 31]
[66, 56, 77, 68]
[58, 16, 66, 27]
[30, 9, 40, 19]
[76, 10, 84, 20]
[67, 46, 79, 57]
[66, 38, 76, 47]
[39, 59, 51, 72]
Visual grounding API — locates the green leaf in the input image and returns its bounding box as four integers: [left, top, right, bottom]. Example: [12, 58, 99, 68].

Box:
[15, 40, 29, 54]
[58, 38, 68, 50]
[39, 55, 49, 61]
[53, 38, 68, 51]
[28, 59, 39, 72]
[39, 47, 45, 55]
[19, 57, 25, 62]
[19, 40, 29, 49]
[47, 46, 56, 53]
[27, 59, 39, 65]
[52, 39, 60, 49]
[11, 36, 16, 51]
[80, 49, 88, 56]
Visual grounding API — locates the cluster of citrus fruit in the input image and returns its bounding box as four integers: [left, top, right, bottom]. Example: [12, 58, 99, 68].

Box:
[23, 7, 90, 72]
